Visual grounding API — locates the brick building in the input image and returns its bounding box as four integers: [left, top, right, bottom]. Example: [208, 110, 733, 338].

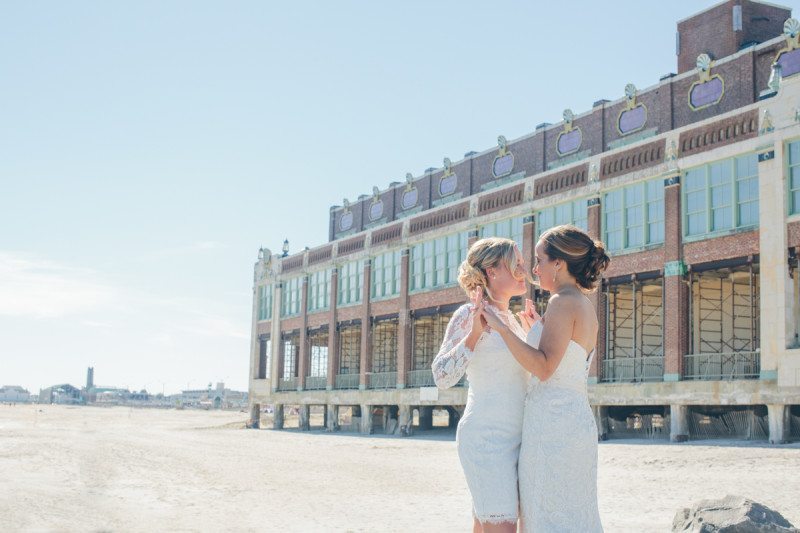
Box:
[249, 1, 800, 443]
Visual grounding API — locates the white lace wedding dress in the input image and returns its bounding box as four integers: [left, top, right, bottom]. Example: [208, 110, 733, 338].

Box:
[431, 303, 529, 524]
[519, 319, 603, 532]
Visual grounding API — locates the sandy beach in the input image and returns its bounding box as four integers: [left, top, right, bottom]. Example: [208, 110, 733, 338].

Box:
[1, 404, 798, 532]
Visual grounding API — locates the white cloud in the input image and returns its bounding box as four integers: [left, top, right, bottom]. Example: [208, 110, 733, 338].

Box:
[0, 252, 118, 318]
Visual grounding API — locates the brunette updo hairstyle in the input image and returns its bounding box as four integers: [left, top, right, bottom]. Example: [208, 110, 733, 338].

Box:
[457, 237, 522, 301]
[539, 224, 611, 292]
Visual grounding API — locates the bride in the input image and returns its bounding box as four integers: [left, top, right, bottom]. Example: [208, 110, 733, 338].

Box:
[431, 237, 539, 533]
[480, 224, 610, 532]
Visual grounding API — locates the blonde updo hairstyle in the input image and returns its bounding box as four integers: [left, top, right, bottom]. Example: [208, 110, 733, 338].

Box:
[457, 237, 528, 302]
[539, 224, 611, 292]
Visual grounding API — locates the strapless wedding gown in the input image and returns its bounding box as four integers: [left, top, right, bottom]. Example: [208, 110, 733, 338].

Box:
[519, 320, 603, 532]
[431, 303, 529, 524]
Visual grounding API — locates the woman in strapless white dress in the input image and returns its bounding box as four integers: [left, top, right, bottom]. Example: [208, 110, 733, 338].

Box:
[432, 238, 538, 533]
[481, 224, 611, 533]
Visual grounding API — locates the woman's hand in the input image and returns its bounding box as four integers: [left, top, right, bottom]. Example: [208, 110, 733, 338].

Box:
[480, 304, 508, 333]
[516, 298, 541, 331]
[469, 288, 489, 335]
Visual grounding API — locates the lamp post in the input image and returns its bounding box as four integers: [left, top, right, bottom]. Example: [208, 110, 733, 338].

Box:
[282, 239, 289, 257]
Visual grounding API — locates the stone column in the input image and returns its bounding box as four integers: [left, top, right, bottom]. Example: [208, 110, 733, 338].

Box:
[249, 403, 260, 429]
[663, 175, 689, 382]
[670, 404, 689, 442]
[522, 214, 537, 301]
[398, 404, 412, 435]
[418, 406, 434, 430]
[326, 404, 339, 431]
[768, 404, 789, 444]
[360, 404, 373, 434]
[396, 249, 412, 388]
[327, 268, 339, 390]
[592, 405, 608, 441]
[758, 143, 791, 381]
[587, 197, 603, 383]
[273, 404, 284, 430]
[270, 282, 283, 393]
[299, 404, 310, 431]
[297, 276, 310, 390]
[359, 260, 372, 390]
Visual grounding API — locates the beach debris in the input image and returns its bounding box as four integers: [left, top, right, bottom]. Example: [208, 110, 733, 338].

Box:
[672, 494, 798, 532]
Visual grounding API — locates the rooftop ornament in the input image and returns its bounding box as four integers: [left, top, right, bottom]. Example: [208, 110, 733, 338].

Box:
[282, 239, 289, 257]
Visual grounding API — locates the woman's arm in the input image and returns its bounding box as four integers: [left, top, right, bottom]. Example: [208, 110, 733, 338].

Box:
[431, 300, 485, 389]
[481, 296, 574, 381]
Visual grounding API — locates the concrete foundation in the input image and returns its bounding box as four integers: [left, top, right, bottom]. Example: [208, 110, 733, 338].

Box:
[768, 404, 790, 444]
[670, 404, 689, 442]
[360, 404, 373, 434]
[249, 403, 260, 429]
[593, 406, 609, 441]
[418, 406, 433, 430]
[299, 405, 310, 431]
[326, 404, 339, 431]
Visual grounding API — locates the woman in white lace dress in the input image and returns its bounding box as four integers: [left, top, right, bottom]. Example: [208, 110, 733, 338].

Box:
[481, 225, 610, 532]
[431, 238, 538, 533]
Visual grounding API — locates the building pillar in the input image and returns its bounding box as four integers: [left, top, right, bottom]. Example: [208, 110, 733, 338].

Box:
[768, 404, 790, 444]
[587, 197, 603, 383]
[446, 406, 461, 428]
[299, 404, 310, 431]
[327, 268, 339, 390]
[396, 249, 411, 388]
[270, 283, 283, 393]
[359, 260, 372, 390]
[758, 143, 791, 382]
[249, 403, 261, 429]
[663, 176, 689, 382]
[418, 406, 434, 430]
[326, 404, 339, 431]
[398, 404, 412, 435]
[522, 215, 537, 301]
[360, 404, 373, 434]
[297, 276, 310, 390]
[593, 405, 608, 441]
[273, 404, 284, 430]
[670, 404, 689, 442]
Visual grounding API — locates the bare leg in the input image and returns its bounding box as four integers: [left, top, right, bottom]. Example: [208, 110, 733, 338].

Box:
[481, 521, 517, 533]
[473, 517, 482, 533]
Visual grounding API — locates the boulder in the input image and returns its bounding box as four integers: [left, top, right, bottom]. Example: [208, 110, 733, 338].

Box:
[672, 495, 798, 532]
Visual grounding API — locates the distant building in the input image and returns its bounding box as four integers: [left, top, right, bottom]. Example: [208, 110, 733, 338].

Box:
[38, 384, 82, 405]
[0, 386, 31, 403]
[175, 382, 248, 409]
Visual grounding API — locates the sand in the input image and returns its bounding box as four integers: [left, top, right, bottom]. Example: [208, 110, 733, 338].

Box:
[1, 404, 798, 532]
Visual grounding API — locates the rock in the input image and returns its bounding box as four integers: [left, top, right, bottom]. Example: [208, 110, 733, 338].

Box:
[672, 495, 798, 532]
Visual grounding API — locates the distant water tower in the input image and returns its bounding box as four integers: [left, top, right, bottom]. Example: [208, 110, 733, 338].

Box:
[86, 367, 94, 390]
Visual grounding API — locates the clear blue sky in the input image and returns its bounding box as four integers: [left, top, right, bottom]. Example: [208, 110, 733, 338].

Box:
[2, 1, 796, 395]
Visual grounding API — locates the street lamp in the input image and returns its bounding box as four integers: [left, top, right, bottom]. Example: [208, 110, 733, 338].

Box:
[282, 239, 289, 257]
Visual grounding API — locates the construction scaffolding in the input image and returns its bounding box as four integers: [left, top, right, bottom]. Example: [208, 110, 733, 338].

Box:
[602, 277, 664, 382]
[307, 329, 328, 390]
[370, 317, 398, 389]
[336, 323, 360, 389]
[686, 261, 760, 380]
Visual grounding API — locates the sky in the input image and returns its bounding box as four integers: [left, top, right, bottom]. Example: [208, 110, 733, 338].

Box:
[2, 1, 798, 395]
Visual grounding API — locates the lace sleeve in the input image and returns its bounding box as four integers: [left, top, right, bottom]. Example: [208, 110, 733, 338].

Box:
[432, 304, 478, 389]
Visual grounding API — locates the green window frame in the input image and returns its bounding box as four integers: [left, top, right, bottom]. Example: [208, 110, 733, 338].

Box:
[479, 217, 524, 248]
[307, 268, 332, 313]
[280, 277, 302, 317]
[410, 231, 468, 292]
[337, 260, 364, 306]
[257, 284, 273, 321]
[536, 199, 588, 240]
[603, 179, 664, 252]
[683, 154, 759, 238]
[789, 140, 800, 214]
[371, 250, 401, 300]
